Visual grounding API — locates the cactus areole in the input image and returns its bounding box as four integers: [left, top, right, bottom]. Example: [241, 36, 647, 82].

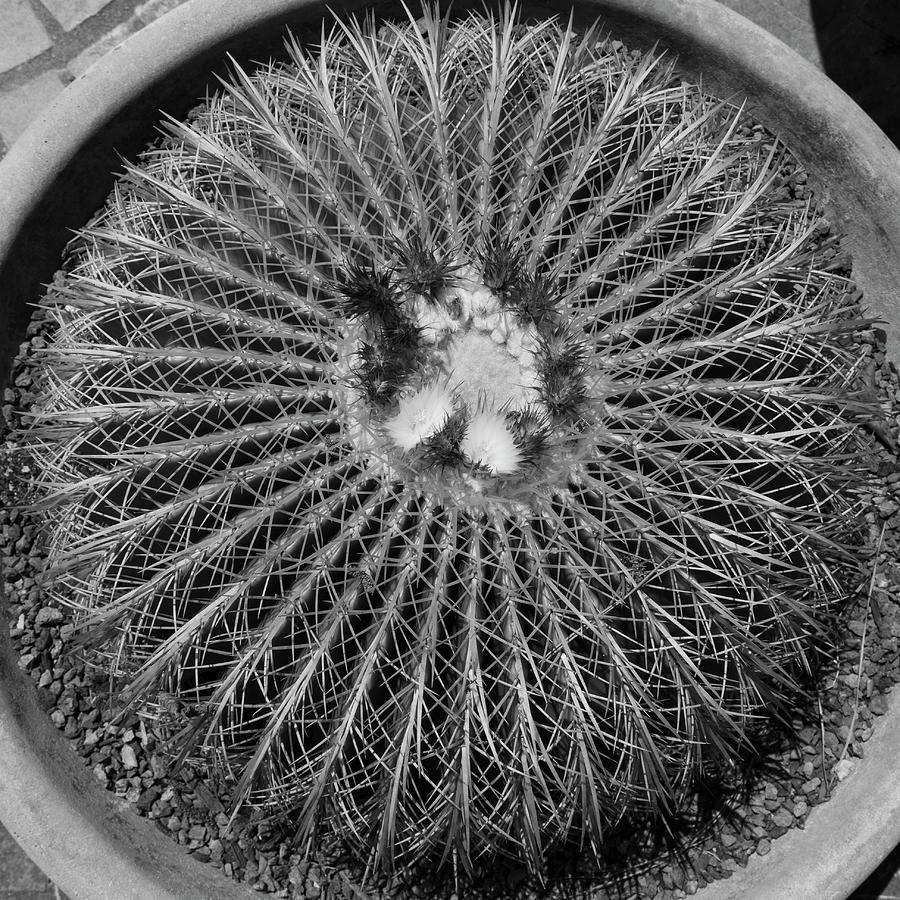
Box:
[3, 0, 900, 894]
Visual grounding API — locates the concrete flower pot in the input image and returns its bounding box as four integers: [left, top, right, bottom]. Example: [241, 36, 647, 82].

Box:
[1, 1, 899, 898]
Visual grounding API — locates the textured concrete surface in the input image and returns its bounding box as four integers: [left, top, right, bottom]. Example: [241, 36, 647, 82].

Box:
[0, 70, 65, 143]
[0, 1, 51, 74]
[0, 815, 63, 899]
[40, 0, 119, 31]
[0, 0, 898, 897]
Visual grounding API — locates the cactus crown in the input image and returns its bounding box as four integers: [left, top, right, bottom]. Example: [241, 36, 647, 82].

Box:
[22, 0, 874, 878]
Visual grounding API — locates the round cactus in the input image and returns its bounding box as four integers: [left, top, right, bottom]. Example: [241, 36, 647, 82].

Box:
[25, 2, 871, 875]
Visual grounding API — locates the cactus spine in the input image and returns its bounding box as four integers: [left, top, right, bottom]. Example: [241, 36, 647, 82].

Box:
[24, 2, 872, 875]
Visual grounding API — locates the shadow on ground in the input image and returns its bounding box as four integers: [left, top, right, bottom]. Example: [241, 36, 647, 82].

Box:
[811, 0, 900, 149]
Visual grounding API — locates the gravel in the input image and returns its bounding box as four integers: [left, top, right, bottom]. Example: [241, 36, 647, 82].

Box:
[2, 164, 900, 900]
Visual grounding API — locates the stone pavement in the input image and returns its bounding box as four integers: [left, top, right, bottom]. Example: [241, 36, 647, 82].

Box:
[0, 822, 64, 899]
[1, 0, 899, 897]
[0, 0, 184, 154]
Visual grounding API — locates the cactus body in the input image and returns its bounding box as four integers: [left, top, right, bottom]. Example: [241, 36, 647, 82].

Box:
[26, 3, 871, 874]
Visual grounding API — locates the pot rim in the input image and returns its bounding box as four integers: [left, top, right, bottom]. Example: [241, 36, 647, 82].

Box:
[1, 2, 899, 899]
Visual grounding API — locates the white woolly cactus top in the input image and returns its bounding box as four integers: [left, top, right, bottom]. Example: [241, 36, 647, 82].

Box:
[459, 410, 523, 474]
[340, 251, 588, 499]
[383, 382, 455, 451]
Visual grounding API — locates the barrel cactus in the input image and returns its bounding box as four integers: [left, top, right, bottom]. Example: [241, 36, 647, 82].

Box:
[24, 2, 871, 876]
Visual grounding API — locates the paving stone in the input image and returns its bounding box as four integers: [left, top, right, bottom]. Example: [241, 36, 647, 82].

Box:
[0, 821, 54, 893]
[0, 71, 64, 145]
[135, 0, 186, 25]
[40, 0, 114, 31]
[0, 890, 61, 899]
[0, 0, 52, 74]
[67, 20, 137, 78]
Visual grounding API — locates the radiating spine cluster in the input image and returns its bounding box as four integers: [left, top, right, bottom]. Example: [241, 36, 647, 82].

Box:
[22, 1, 874, 877]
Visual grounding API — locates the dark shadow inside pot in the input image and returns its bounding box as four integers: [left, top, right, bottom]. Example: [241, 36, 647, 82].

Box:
[810, 0, 900, 151]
